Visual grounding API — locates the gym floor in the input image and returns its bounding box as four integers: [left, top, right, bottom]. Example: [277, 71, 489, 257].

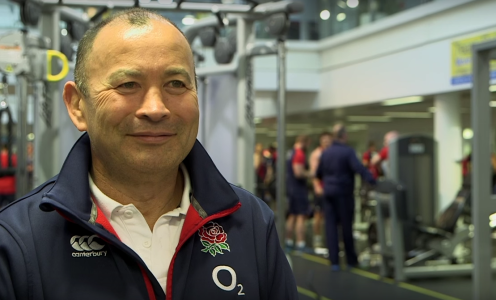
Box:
[290, 252, 495, 300]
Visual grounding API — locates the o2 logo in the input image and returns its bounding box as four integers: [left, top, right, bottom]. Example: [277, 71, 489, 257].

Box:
[212, 266, 245, 296]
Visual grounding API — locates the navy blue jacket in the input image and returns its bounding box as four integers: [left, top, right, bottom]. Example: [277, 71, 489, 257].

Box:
[0, 134, 297, 300]
[316, 141, 375, 197]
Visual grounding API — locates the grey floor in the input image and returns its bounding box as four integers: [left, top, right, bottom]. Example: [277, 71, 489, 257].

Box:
[290, 253, 488, 300]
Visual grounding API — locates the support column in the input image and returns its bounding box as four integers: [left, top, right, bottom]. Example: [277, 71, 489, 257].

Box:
[35, 8, 62, 187]
[236, 17, 255, 192]
[434, 92, 462, 213]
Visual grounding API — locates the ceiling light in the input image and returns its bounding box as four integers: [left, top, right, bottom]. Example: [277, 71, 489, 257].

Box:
[382, 96, 423, 106]
[287, 123, 313, 129]
[61, 29, 68, 36]
[182, 15, 196, 26]
[347, 116, 391, 122]
[428, 107, 436, 113]
[337, 0, 346, 9]
[320, 10, 330, 20]
[336, 13, 346, 22]
[347, 0, 359, 8]
[347, 124, 368, 131]
[490, 101, 496, 107]
[384, 112, 432, 118]
[490, 85, 496, 92]
[463, 128, 473, 140]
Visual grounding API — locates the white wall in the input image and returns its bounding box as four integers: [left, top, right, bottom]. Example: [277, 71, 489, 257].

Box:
[318, 0, 496, 109]
[250, 0, 496, 117]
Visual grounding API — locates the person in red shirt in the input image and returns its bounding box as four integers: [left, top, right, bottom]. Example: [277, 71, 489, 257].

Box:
[362, 141, 378, 179]
[0, 145, 16, 208]
[372, 131, 398, 178]
[285, 135, 312, 251]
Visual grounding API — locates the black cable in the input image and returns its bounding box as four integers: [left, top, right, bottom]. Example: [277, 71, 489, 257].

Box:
[134, 0, 139, 7]
[215, 12, 224, 27]
[177, 0, 185, 8]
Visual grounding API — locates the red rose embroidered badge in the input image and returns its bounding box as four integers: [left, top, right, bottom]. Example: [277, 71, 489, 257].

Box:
[198, 222, 230, 257]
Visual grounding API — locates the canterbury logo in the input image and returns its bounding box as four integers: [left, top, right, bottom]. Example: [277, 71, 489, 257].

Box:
[70, 235, 105, 251]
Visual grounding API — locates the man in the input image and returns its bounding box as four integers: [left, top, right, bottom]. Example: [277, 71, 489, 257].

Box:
[0, 9, 297, 300]
[254, 142, 267, 203]
[309, 131, 332, 248]
[316, 124, 375, 271]
[371, 131, 398, 178]
[285, 135, 312, 252]
[362, 140, 378, 179]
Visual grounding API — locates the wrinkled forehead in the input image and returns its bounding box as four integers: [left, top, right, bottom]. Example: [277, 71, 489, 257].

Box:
[93, 18, 194, 63]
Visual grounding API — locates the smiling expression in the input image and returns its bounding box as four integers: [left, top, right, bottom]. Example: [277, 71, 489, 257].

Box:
[77, 18, 199, 174]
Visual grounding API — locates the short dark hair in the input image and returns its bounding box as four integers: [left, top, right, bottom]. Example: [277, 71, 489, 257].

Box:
[319, 131, 332, 139]
[74, 8, 195, 98]
[295, 135, 309, 144]
[368, 140, 375, 148]
[332, 123, 346, 139]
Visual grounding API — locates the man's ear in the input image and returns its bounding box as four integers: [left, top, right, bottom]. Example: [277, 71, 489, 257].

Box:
[63, 81, 88, 132]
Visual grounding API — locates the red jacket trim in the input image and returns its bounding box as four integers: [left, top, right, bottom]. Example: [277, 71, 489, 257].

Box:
[166, 202, 242, 298]
[92, 198, 156, 300]
[140, 265, 157, 300]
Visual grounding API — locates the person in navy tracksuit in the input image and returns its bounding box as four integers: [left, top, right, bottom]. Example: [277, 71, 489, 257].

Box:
[0, 8, 297, 300]
[316, 124, 376, 271]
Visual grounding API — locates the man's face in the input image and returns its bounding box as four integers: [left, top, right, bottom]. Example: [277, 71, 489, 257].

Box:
[79, 19, 199, 173]
[320, 135, 332, 149]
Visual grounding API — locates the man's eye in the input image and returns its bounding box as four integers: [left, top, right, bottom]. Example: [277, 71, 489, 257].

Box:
[169, 80, 185, 88]
[118, 82, 137, 89]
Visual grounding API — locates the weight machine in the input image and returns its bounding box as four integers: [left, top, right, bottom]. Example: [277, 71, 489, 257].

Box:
[184, 1, 303, 246]
[2, 1, 304, 248]
[0, 28, 69, 199]
[372, 135, 496, 288]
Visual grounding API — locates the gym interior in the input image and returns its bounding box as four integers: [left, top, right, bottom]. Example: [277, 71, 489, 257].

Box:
[0, 0, 495, 299]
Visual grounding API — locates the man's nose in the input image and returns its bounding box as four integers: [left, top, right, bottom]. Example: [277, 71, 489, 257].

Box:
[136, 88, 170, 122]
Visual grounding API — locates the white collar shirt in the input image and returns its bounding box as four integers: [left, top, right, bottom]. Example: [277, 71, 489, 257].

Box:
[90, 164, 191, 293]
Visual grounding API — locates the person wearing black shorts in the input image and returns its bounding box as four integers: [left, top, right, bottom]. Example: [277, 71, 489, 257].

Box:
[309, 132, 332, 248]
[285, 135, 312, 252]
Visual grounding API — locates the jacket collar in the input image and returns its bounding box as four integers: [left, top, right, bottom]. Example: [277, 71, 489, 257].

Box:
[40, 133, 240, 222]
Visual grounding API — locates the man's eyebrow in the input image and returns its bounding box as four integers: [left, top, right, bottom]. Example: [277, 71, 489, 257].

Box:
[107, 69, 144, 82]
[163, 68, 192, 83]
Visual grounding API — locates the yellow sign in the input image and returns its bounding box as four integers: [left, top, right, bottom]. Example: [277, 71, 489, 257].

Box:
[451, 30, 496, 85]
[46, 50, 69, 82]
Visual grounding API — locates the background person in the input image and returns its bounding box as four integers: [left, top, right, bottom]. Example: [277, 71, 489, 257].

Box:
[371, 130, 398, 178]
[285, 135, 312, 252]
[317, 124, 376, 271]
[309, 131, 333, 248]
[0, 144, 16, 208]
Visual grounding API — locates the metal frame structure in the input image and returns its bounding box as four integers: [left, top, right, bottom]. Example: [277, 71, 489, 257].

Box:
[373, 135, 479, 283]
[6, 0, 301, 247]
[471, 39, 496, 300]
[184, 1, 301, 246]
[21, 0, 300, 189]
[38, 0, 299, 14]
[374, 183, 477, 282]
